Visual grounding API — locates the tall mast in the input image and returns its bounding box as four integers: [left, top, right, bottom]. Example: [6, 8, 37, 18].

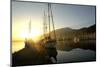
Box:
[48, 3, 56, 40]
[48, 3, 51, 37]
[43, 3, 56, 40]
[49, 4, 56, 40]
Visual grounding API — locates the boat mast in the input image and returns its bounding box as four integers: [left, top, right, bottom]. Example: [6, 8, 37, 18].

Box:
[48, 3, 56, 40]
[43, 3, 56, 40]
[48, 3, 51, 37]
[49, 4, 56, 40]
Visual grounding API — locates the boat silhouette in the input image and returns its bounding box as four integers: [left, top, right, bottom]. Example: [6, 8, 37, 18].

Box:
[13, 3, 58, 66]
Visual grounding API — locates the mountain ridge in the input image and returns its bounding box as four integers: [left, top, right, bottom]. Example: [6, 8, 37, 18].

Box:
[55, 24, 96, 33]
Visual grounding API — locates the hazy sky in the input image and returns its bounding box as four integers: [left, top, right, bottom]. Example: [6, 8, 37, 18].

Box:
[12, 1, 96, 39]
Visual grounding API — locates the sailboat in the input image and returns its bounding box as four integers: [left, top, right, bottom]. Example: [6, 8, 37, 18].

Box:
[24, 3, 58, 63]
[13, 3, 58, 66]
[42, 3, 58, 63]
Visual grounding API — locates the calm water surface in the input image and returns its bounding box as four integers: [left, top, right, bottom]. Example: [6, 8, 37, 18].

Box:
[12, 42, 25, 53]
[12, 41, 96, 62]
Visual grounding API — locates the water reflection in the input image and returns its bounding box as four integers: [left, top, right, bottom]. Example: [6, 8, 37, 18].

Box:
[12, 42, 96, 63]
[12, 42, 25, 53]
[57, 48, 96, 63]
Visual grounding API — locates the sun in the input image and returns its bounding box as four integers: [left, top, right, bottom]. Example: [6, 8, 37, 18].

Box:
[19, 28, 42, 42]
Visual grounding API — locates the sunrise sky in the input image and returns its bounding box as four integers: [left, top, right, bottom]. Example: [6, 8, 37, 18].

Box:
[12, 1, 96, 40]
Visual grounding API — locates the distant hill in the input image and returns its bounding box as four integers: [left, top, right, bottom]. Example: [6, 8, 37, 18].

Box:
[50, 24, 96, 40]
[55, 24, 96, 33]
[78, 24, 96, 33]
[50, 24, 96, 51]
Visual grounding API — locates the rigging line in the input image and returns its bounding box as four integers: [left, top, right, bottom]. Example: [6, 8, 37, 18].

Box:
[48, 3, 51, 37]
[50, 4, 57, 41]
[43, 11, 47, 38]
